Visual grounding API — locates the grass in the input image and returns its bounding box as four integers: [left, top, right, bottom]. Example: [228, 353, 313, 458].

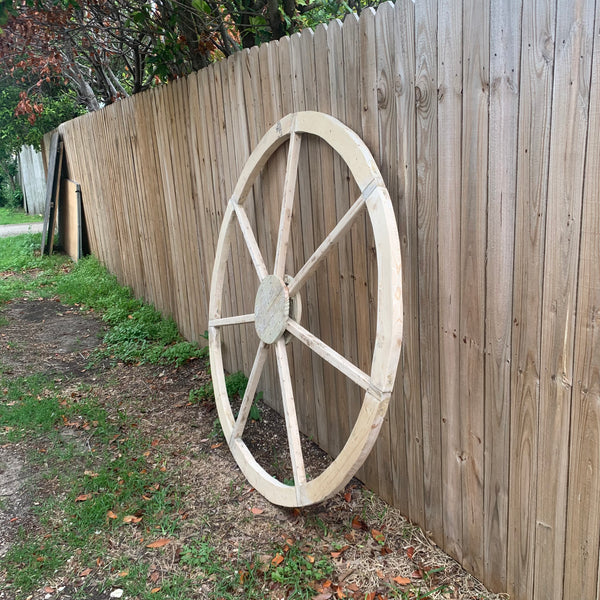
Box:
[0, 207, 43, 226]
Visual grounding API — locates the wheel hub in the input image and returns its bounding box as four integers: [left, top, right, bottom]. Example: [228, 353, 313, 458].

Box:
[254, 275, 290, 344]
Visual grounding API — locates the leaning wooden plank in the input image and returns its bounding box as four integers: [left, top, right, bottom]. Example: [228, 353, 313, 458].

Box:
[58, 178, 82, 261]
[534, 2, 595, 599]
[41, 132, 63, 255]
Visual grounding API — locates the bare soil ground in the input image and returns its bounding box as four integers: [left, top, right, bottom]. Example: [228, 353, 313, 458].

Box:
[0, 298, 506, 600]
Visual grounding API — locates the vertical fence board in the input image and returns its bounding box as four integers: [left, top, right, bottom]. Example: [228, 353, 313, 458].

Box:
[459, 0, 488, 577]
[507, 1, 555, 598]
[414, 0, 442, 543]
[563, 4, 600, 598]
[484, 0, 521, 591]
[534, 2, 595, 598]
[374, 0, 409, 519]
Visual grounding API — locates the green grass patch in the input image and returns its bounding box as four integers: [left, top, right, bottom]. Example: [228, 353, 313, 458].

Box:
[0, 234, 206, 367]
[0, 207, 43, 226]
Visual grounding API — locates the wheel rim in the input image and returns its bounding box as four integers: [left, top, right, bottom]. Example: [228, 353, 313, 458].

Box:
[208, 111, 403, 507]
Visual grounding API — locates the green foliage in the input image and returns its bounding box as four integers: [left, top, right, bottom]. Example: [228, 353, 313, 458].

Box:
[269, 543, 334, 599]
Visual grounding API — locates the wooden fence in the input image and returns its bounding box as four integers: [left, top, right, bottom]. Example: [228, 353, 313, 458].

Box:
[56, 1, 600, 598]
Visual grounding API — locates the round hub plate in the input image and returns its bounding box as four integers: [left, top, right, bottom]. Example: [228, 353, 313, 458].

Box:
[254, 275, 290, 344]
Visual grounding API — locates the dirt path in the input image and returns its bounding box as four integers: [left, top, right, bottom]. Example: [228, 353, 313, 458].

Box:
[0, 297, 503, 600]
[0, 223, 44, 238]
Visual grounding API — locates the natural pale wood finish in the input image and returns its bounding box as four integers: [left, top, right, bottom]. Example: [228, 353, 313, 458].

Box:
[209, 111, 403, 506]
[59, 178, 82, 261]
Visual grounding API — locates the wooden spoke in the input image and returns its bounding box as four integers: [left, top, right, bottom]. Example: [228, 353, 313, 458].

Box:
[274, 131, 302, 278]
[288, 189, 370, 296]
[275, 338, 307, 488]
[209, 112, 403, 507]
[285, 318, 374, 395]
[231, 199, 269, 281]
[230, 341, 269, 441]
[209, 313, 255, 327]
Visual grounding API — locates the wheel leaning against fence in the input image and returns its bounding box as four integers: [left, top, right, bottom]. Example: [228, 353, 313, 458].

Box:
[208, 111, 403, 507]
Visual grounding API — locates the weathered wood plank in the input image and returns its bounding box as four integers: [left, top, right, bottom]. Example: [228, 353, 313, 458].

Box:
[534, 2, 595, 598]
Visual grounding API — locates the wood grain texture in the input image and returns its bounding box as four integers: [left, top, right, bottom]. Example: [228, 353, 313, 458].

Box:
[534, 2, 595, 598]
[507, 2, 555, 597]
[484, 0, 521, 591]
[414, 0, 442, 544]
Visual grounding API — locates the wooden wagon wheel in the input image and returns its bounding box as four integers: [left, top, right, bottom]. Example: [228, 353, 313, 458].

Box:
[208, 111, 403, 507]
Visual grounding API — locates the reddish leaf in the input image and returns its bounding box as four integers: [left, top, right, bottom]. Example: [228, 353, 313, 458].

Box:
[146, 538, 171, 548]
[371, 529, 385, 544]
[376, 570, 385, 579]
[80, 568, 92, 577]
[306, 555, 315, 563]
[365, 594, 376, 600]
[344, 491, 352, 503]
[380, 546, 392, 556]
[211, 442, 222, 449]
[271, 553, 284, 566]
[392, 576, 411, 585]
[75, 493, 92, 502]
[351, 515, 367, 530]
[150, 588, 161, 593]
[43, 587, 54, 594]
[411, 569, 423, 579]
[150, 570, 160, 583]
[406, 546, 415, 560]
[250, 507, 264, 515]
[106, 510, 118, 519]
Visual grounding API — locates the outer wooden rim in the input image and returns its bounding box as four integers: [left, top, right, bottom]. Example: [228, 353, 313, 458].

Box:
[208, 111, 403, 507]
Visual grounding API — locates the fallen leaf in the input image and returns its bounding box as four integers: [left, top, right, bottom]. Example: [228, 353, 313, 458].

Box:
[75, 493, 92, 502]
[146, 538, 171, 548]
[376, 570, 385, 578]
[271, 553, 284, 566]
[150, 570, 160, 582]
[411, 569, 423, 579]
[406, 546, 415, 560]
[392, 576, 411, 585]
[312, 593, 332, 600]
[43, 587, 54, 594]
[380, 545, 392, 555]
[84, 470, 98, 477]
[118, 570, 129, 577]
[344, 491, 352, 503]
[123, 515, 143, 523]
[250, 507, 264, 515]
[307, 555, 315, 563]
[150, 588, 161, 594]
[351, 515, 367, 530]
[347, 583, 359, 592]
[371, 529, 385, 544]
[107, 510, 118, 519]
[211, 442, 222, 449]
[365, 593, 376, 600]
[330, 545, 350, 558]
[322, 580, 332, 588]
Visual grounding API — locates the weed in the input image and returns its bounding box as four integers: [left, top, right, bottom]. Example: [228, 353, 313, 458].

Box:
[269, 542, 334, 599]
